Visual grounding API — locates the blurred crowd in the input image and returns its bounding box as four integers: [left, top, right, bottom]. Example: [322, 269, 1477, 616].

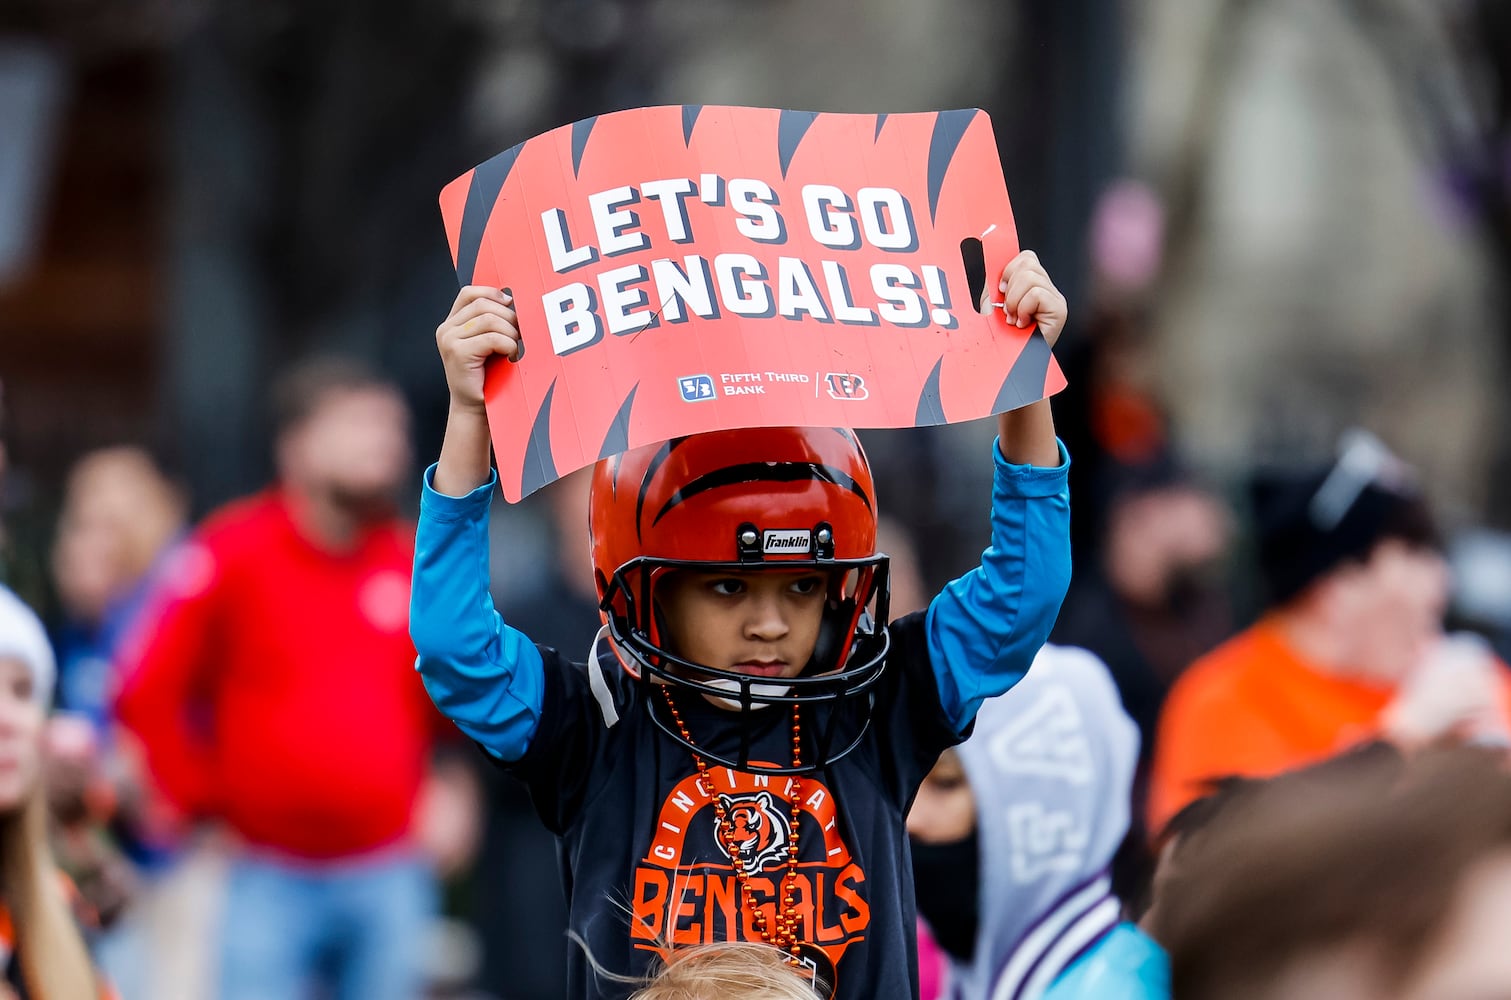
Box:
[8, 368, 1511, 998]
[2, 0, 1511, 997]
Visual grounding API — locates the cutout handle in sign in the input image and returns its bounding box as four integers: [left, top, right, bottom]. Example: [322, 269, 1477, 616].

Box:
[959, 237, 987, 314]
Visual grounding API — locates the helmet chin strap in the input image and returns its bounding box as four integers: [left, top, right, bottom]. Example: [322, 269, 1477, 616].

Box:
[588, 624, 624, 727]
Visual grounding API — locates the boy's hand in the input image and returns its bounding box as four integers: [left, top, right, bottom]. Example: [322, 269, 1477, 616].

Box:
[437, 286, 521, 412]
[994, 250, 1067, 348]
[992, 250, 1064, 467]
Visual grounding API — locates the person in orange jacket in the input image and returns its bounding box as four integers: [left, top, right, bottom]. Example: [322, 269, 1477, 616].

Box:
[1148, 431, 1511, 834]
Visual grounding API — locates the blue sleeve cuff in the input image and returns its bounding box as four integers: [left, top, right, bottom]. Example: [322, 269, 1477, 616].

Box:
[420, 464, 498, 521]
[991, 437, 1071, 497]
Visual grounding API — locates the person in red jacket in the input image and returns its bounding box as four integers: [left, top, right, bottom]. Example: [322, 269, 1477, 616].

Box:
[116, 358, 467, 1000]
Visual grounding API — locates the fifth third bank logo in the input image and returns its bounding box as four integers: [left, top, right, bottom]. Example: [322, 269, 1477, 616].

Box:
[824, 372, 868, 401]
[678, 375, 716, 402]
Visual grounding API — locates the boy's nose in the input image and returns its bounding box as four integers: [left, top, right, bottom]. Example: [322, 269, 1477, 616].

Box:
[744, 593, 790, 640]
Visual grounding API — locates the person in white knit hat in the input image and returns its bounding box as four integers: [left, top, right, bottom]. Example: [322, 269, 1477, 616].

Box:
[0, 586, 53, 706]
[0, 583, 110, 998]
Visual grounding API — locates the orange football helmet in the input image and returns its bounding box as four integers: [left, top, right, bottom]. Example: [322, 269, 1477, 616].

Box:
[590, 426, 892, 771]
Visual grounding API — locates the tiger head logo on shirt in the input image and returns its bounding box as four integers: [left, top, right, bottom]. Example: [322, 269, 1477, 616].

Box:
[716, 791, 789, 873]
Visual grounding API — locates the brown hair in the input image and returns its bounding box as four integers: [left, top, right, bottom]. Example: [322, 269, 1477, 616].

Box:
[1153, 745, 1511, 1000]
[1, 795, 99, 999]
[1153, 741, 1405, 855]
[628, 942, 822, 1000]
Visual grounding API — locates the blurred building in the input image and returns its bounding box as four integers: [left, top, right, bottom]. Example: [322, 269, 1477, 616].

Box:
[1128, 0, 1511, 522]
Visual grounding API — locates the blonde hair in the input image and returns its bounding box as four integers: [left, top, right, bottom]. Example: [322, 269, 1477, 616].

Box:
[628, 941, 822, 1000]
[1, 795, 99, 999]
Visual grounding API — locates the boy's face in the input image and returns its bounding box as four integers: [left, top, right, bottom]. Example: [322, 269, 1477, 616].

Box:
[657, 568, 829, 684]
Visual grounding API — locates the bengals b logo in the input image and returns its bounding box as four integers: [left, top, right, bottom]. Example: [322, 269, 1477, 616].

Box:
[824, 372, 869, 401]
[716, 791, 791, 873]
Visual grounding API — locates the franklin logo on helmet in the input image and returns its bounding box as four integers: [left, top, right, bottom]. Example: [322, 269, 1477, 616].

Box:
[762, 530, 813, 554]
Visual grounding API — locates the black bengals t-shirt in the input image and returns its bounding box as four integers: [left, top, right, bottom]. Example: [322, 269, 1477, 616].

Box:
[500, 610, 961, 999]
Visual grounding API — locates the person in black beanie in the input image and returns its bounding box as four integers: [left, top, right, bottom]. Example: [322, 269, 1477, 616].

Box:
[1147, 431, 1511, 833]
[1249, 430, 1440, 609]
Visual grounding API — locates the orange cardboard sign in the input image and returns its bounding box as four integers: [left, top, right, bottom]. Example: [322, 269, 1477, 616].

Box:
[440, 105, 1064, 501]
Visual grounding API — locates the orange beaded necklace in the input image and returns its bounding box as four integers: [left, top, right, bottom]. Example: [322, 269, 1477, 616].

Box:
[660, 686, 808, 965]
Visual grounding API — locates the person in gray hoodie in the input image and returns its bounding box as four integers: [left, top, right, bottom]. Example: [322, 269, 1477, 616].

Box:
[909, 642, 1168, 1000]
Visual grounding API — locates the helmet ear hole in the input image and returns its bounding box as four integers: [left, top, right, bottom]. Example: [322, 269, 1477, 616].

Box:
[648, 568, 677, 657]
[810, 596, 857, 674]
[652, 605, 672, 651]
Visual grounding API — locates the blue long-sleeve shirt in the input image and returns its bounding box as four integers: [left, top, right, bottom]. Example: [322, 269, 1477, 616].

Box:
[411, 438, 1070, 759]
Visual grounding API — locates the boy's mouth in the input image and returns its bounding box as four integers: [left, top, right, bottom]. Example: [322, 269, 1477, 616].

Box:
[733, 660, 789, 677]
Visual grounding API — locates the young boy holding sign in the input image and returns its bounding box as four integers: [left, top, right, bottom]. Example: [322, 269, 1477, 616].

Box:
[412, 250, 1070, 998]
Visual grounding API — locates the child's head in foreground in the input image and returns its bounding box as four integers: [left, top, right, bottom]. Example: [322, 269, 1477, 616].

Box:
[628, 941, 823, 1000]
[588, 426, 892, 768]
[1152, 744, 1511, 1000]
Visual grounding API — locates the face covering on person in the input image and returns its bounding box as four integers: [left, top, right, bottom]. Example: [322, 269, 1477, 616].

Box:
[910, 828, 980, 962]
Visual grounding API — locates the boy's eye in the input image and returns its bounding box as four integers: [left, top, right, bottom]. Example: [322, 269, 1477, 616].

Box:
[789, 576, 826, 596]
[709, 578, 747, 596]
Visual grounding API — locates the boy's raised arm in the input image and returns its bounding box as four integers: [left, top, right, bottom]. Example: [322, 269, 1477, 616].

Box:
[410, 286, 545, 762]
[927, 250, 1073, 733]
